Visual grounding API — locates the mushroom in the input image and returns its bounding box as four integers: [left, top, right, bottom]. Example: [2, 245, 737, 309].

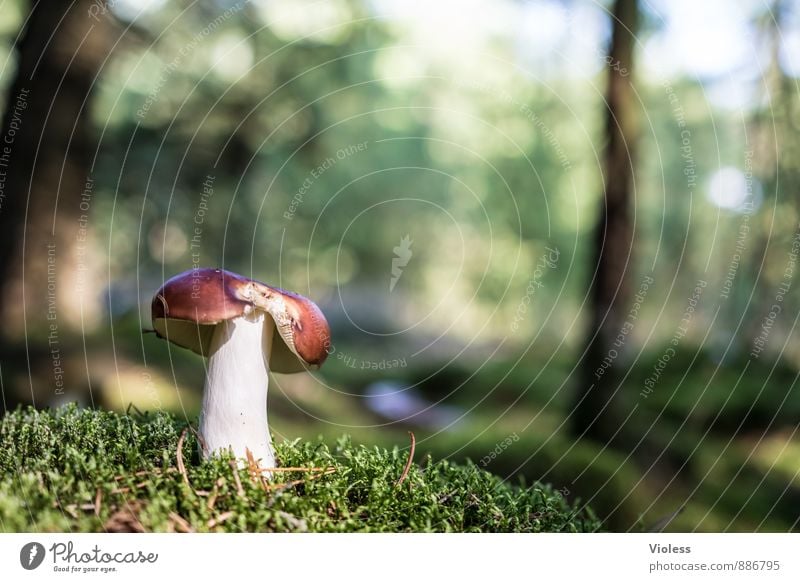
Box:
[150, 268, 330, 468]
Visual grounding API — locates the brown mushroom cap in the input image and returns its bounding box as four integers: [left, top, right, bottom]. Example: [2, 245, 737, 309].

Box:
[151, 268, 330, 373]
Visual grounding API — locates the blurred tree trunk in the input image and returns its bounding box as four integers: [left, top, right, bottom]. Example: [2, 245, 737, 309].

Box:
[0, 1, 112, 409]
[746, 2, 799, 353]
[572, 0, 639, 442]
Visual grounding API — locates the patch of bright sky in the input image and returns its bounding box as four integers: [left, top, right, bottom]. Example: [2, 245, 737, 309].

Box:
[779, 2, 800, 76]
[369, 0, 609, 80]
[111, 0, 800, 87]
[641, 0, 765, 79]
[781, 28, 800, 75]
[110, 0, 800, 115]
[514, 0, 611, 79]
[516, 0, 571, 61]
[253, 0, 354, 44]
[707, 166, 763, 213]
[641, 0, 775, 111]
[368, 0, 522, 92]
[638, 0, 800, 108]
[211, 33, 254, 81]
[370, 0, 514, 61]
[367, 0, 800, 95]
[109, 0, 167, 23]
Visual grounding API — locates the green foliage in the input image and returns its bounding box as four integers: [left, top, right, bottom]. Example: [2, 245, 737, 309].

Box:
[0, 405, 599, 532]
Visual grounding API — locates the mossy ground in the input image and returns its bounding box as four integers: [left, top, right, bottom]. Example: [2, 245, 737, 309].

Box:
[0, 405, 599, 532]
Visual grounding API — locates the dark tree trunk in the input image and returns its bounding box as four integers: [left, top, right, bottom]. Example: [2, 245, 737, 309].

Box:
[572, 0, 639, 442]
[0, 0, 112, 409]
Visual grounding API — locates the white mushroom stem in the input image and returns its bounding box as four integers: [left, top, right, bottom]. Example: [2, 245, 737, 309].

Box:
[200, 310, 276, 468]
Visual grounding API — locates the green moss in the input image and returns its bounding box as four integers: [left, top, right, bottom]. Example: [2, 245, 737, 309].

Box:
[0, 405, 599, 532]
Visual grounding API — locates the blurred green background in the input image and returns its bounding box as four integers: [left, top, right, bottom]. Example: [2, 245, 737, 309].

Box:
[1, 0, 800, 532]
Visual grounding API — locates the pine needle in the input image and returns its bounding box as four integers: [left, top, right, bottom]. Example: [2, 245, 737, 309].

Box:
[176, 428, 190, 487]
[207, 511, 233, 528]
[264, 467, 337, 492]
[257, 466, 334, 473]
[395, 431, 416, 487]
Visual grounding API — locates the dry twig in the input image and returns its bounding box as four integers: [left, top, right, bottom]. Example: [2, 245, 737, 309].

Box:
[188, 425, 208, 457]
[111, 481, 149, 495]
[207, 477, 225, 511]
[177, 427, 190, 487]
[263, 467, 337, 492]
[112, 468, 176, 481]
[395, 431, 416, 487]
[229, 460, 245, 497]
[104, 501, 146, 533]
[245, 448, 270, 490]
[62, 504, 79, 519]
[207, 511, 233, 529]
[168, 511, 194, 533]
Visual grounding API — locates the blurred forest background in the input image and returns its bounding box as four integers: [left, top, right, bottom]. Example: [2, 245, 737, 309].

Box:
[1, 0, 800, 532]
